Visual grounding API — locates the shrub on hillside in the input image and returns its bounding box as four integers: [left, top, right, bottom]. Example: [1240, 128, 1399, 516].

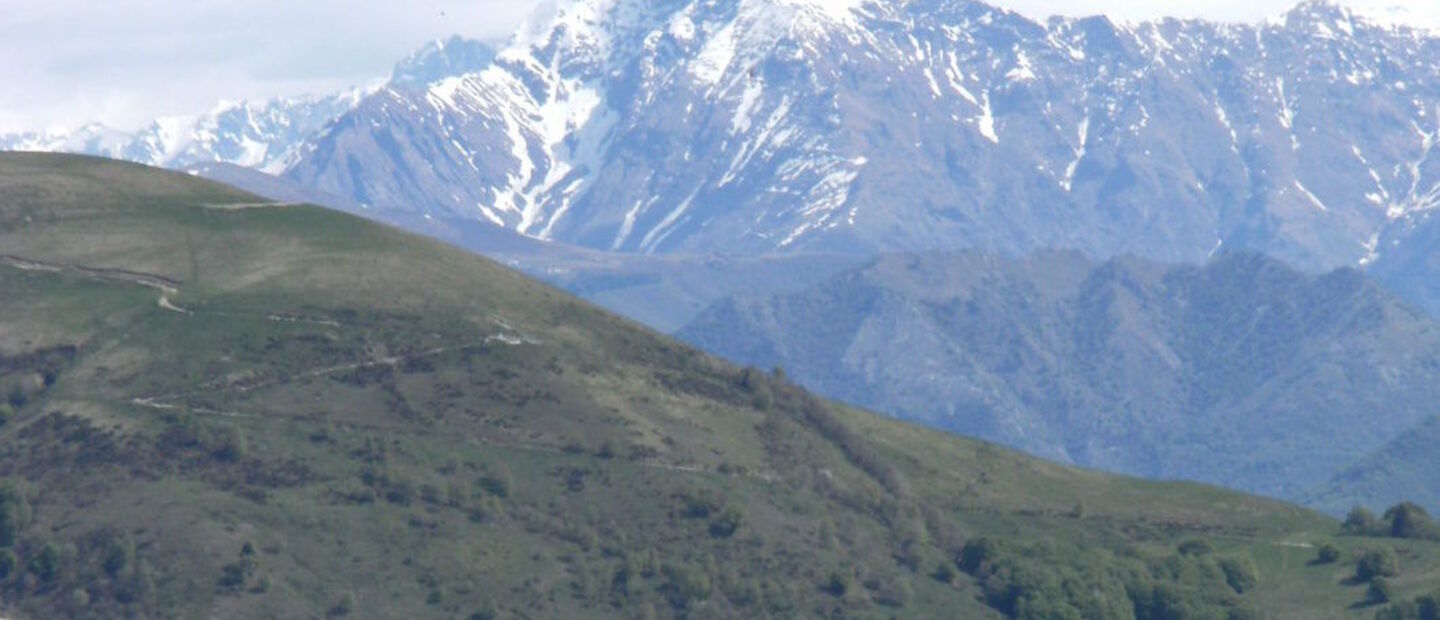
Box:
[0, 549, 16, 581]
[1218, 555, 1260, 594]
[0, 481, 31, 548]
[1374, 593, 1440, 620]
[1370, 578, 1397, 605]
[1357, 546, 1401, 582]
[1178, 539, 1214, 557]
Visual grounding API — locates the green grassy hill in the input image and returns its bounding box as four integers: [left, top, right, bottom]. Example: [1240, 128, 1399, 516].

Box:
[0, 153, 1433, 619]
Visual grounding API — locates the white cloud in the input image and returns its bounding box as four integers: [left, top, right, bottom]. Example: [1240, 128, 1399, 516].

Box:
[992, 0, 1439, 27]
[0, 0, 533, 132]
[0, 0, 1436, 133]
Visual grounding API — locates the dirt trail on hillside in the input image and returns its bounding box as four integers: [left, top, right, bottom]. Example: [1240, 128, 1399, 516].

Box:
[199, 201, 300, 210]
[2, 254, 191, 313]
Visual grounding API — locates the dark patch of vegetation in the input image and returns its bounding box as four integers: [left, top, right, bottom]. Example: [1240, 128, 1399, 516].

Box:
[1344, 503, 1440, 542]
[1370, 577, 1397, 605]
[1374, 591, 1440, 620]
[959, 537, 1260, 620]
[1316, 542, 1343, 565]
[1357, 546, 1402, 582]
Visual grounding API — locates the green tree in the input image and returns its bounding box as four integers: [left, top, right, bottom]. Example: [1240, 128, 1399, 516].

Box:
[1420, 594, 1440, 620]
[1315, 543, 1342, 564]
[1386, 502, 1440, 541]
[1177, 539, 1214, 557]
[932, 560, 957, 584]
[330, 591, 357, 617]
[212, 426, 248, 462]
[1345, 506, 1383, 536]
[479, 463, 512, 499]
[873, 573, 912, 608]
[0, 549, 16, 581]
[0, 481, 31, 548]
[6, 385, 26, 410]
[709, 505, 744, 538]
[1357, 546, 1401, 582]
[823, 570, 851, 596]
[1218, 555, 1260, 594]
[663, 563, 712, 610]
[959, 538, 1002, 574]
[102, 534, 136, 576]
[1370, 577, 1396, 605]
[28, 542, 60, 583]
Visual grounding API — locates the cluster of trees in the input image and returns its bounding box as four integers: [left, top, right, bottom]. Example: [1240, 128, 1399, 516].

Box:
[957, 537, 1261, 620]
[350, 437, 512, 526]
[1345, 503, 1440, 541]
[1313, 535, 1407, 606]
[1, 477, 158, 617]
[673, 490, 745, 539]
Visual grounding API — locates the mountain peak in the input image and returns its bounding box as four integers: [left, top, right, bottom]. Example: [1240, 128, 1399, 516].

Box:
[1281, 0, 1440, 35]
[1281, 0, 1359, 36]
[390, 35, 497, 88]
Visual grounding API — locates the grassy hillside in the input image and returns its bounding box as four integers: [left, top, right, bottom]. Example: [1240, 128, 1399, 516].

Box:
[0, 153, 1433, 619]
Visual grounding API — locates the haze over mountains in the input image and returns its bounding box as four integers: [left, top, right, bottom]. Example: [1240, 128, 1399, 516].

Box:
[678, 250, 1440, 510]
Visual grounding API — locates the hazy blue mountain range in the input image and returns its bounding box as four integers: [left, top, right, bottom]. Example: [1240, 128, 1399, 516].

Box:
[677, 250, 1440, 511]
[1305, 415, 1440, 516]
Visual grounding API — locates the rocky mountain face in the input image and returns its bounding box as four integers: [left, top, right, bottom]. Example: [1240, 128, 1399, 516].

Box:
[676, 250, 1440, 507]
[389, 35, 499, 89]
[285, 0, 1440, 273]
[0, 37, 496, 174]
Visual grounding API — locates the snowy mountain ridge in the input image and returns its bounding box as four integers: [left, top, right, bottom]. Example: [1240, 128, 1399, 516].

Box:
[0, 91, 374, 174]
[286, 0, 1440, 274]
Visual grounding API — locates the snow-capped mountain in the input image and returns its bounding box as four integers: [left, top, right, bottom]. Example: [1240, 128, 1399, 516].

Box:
[0, 92, 370, 174]
[0, 37, 497, 174]
[390, 35, 499, 90]
[287, 0, 1440, 274]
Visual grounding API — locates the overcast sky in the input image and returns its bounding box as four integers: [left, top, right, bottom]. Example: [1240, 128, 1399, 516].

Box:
[1, 0, 1435, 133]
